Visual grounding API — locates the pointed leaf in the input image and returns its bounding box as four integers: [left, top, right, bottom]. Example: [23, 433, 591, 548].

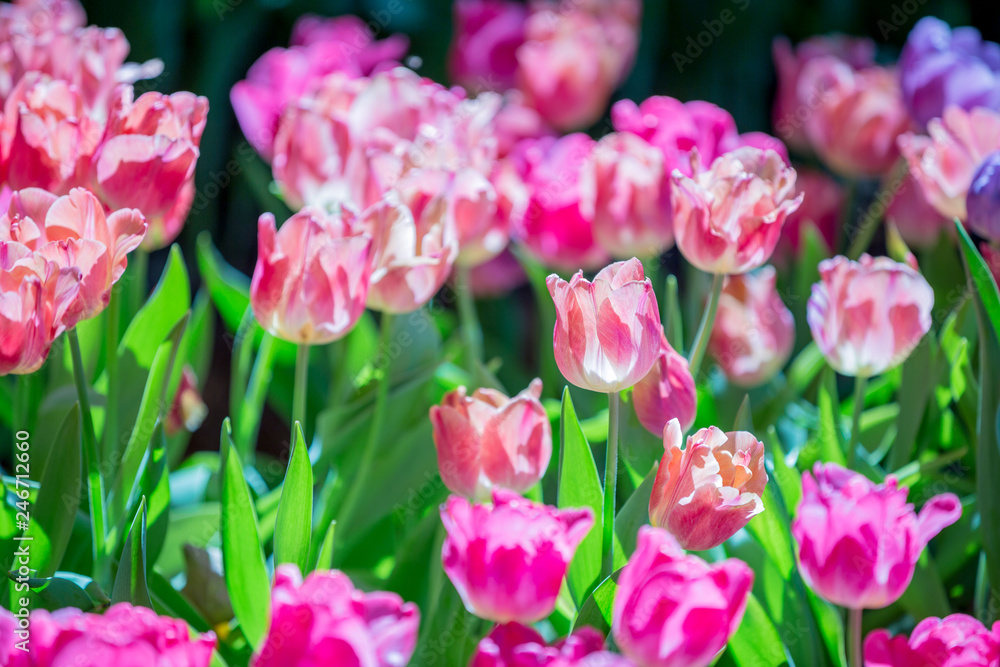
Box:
[725, 592, 792, 667]
[274, 422, 314, 573]
[111, 497, 151, 607]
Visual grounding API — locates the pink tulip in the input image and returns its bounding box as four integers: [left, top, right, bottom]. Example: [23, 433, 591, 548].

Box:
[775, 168, 842, 263]
[362, 192, 458, 314]
[612, 526, 754, 667]
[166, 366, 208, 436]
[430, 378, 551, 500]
[451, 166, 507, 267]
[898, 106, 1000, 222]
[582, 132, 674, 259]
[90, 86, 208, 250]
[708, 267, 795, 387]
[251, 206, 372, 344]
[807, 254, 934, 377]
[671, 147, 802, 275]
[885, 172, 950, 248]
[771, 35, 876, 152]
[471, 623, 636, 666]
[792, 463, 961, 609]
[799, 58, 913, 177]
[449, 0, 528, 93]
[0, 187, 146, 325]
[631, 332, 697, 436]
[0, 602, 215, 666]
[547, 258, 661, 393]
[252, 564, 419, 667]
[648, 419, 767, 551]
[864, 614, 1000, 667]
[440, 489, 593, 624]
[492, 91, 556, 158]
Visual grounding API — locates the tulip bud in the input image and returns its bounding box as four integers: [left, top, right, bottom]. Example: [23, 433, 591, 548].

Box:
[631, 332, 697, 436]
[547, 258, 661, 393]
[648, 419, 767, 551]
[864, 614, 1000, 667]
[440, 489, 593, 624]
[968, 151, 1000, 242]
[166, 367, 208, 436]
[792, 463, 961, 609]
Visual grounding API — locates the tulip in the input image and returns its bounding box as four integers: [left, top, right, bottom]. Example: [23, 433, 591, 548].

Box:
[807, 254, 934, 377]
[776, 168, 842, 263]
[799, 58, 913, 177]
[792, 462, 961, 610]
[252, 564, 419, 667]
[631, 332, 697, 436]
[451, 167, 506, 267]
[885, 172, 950, 248]
[90, 86, 209, 250]
[708, 267, 795, 387]
[440, 489, 593, 624]
[166, 366, 208, 436]
[771, 35, 876, 152]
[864, 614, 1000, 667]
[492, 91, 556, 158]
[0, 187, 146, 325]
[471, 623, 636, 667]
[648, 419, 767, 551]
[250, 206, 373, 345]
[900, 17, 1000, 128]
[430, 378, 551, 500]
[546, 258, 661, 393]
[449, 0, 528, 93]
[898, 106, 1000, 222]
[612, 526, 754, 667]
[671, 147, 802, 275]
[582, 132, 674, 259]
[967, 150, 1000, 242]
[0, 603, 215, 666]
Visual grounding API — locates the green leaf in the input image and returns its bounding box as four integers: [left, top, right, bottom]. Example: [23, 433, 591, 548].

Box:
[274, 422, 313, 573]
[557, 388, 604, 606]
[615, 465, 656, 560]
[111, 497, 152, 607]
[572, 571, 619, 636]
[802, 367, 847, 468]
[807, 589, 847, 667]
[25, 404, 83, 578]
[956, 221, 1000, 333]
[890, 335, 936, 471]
[16, 572, 106, 611]
[220, 419, 270, 649]
[142, 425, 171, 565]
[725, 593, 792, 667]
[314, 520, 337, 572]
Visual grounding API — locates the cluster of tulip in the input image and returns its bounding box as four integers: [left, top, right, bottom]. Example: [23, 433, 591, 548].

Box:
[3, 0, 1000, 666]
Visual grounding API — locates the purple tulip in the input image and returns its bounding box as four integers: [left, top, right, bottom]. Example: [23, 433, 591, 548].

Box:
[968, 151, 1000, 242]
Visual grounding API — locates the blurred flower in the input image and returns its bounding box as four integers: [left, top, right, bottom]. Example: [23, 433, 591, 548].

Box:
[430, 378, 551, 501]
[582, 131, 674, 259]
[252, 564, 419, 667]
[471, 623, 635, 667]
[865, 614, 1000, 667]
[90, 86, 208, 250]
[648, 419, 767, 551]
[967, 150, 1000, 241]
[885, 172, 950, 248]
[450, 0, 527, 93]
[450, 167, 505, 267]
[362, 192, 457, 314]
[0, 603, 215, 666]
[900, 17, 1000, 128]
[440, 489, 593, 624]
[0, 187, 145, 325]
[983, 242, 1000, 287]
[166, 367, 208, 436]
[631, 331, 697, 436]
[772, 34, 876, 152]
[612, 526, 753, 667]
[709, 267, 795, 387]
[807, 254, 933, 377]
[799, 58, 913, 177]
[251, 206, 372, 344]
[467, 248, 527, 297]
[775, 168, 842, 263]
[492, 91, 556, 158]
[898, 106, 1000, 221]
[671, 147, 802, 275]
[793, 463, 961, 609]
[547, 258, 661, 393]
[510, 133, 608, 270]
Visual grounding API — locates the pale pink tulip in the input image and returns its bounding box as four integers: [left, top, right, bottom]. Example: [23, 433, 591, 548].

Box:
[440, 489, 593, 624]
[793, 463, 961, 609]
[612, 526, 754, 667]
[807, 254, 934, 377]
[251, 207, 372, 344]
[547, 258, 661, 393]
[631, 331, 697, 436]
[471, 623, 635, 667]
[865, 614, 1000, 667]
[671, 147, 802, 275]
[648, 419, 767, 551]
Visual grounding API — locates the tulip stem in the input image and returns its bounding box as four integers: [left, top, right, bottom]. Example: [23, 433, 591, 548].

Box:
[602, 391, 621, 579]
[104, 285, 121, 461]
[455, 265, 483, 386]
[293, 343, 310, 438]
[68, 328, 107, 565]
[848, 607, 863, 667]
[688, 273, 725, 379]
[847, 373, 868, 469]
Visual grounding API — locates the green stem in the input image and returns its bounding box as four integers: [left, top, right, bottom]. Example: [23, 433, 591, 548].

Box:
[455, 266, 483, 385]
[235, 333, 277, 460]
[68, 328, 106, 563]
[128, 248, 149, 317]
[337, 313, 394, 536]
[602, 391, 620, 580]
[293, 344, 310, 436]
[848, 607, 863, 667]
[14, 374, 32, 433]
[687, 273, 725, 379]
[104, 286, 121, 461]
[663, 274, 683, 351]
[847, 374, 869, 469]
